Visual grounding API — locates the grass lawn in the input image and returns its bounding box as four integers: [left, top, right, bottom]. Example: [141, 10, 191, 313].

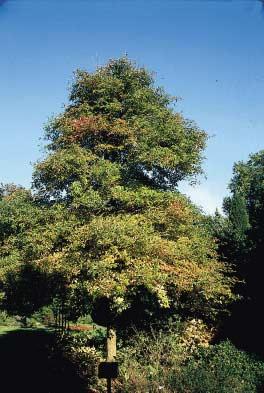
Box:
[0, 325, 20, 335]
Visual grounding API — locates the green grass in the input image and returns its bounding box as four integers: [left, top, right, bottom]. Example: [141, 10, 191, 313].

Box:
[0, 325, 20, 335]
[0, 325, 52, 335]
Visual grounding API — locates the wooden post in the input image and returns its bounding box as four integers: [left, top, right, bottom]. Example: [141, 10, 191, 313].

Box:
[107, 378, 112, 393]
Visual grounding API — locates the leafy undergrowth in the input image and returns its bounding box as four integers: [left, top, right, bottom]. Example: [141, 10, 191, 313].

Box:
[55, 319, 264, 393]
[53, 327, 106, 392]
[114, 321, 264, 393]
[2, 322, 264, 393]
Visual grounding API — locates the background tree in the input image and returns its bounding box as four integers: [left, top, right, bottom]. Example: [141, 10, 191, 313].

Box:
[213, 150, 264, 354]
[210, 192, 250, 269]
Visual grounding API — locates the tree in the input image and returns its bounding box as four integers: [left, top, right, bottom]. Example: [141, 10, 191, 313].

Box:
[223, 151, 264, 268]
[226, 192, 250, 243]
[211, 193, 250, 268]
[0, 59, 235, 341]
[215, 151, 264, 354]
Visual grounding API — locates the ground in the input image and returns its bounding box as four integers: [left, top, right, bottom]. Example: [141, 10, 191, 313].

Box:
[0, 326, 86, 393]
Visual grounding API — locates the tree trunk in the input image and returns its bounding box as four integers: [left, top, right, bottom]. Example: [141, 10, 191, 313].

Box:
[106, 326, 116, 362]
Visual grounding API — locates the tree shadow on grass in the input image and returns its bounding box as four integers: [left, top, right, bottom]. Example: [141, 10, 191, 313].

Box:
[0, 328, 87, 393]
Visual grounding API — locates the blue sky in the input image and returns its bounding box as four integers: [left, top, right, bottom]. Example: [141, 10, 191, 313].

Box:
[1, 0, 264, 213]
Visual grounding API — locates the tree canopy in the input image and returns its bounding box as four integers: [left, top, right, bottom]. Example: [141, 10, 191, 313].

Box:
[0, 58, 235, 328]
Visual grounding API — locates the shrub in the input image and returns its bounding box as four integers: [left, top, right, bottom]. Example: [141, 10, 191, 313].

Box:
[115, 321, 264, 393]
[50, 319, 264, 393]
[0, 310, 20, 327]
[115, 318, 214, 392]
[53, 329, 105, 391]
[172, 341, 264, 393]
[69, 324, 93, 332]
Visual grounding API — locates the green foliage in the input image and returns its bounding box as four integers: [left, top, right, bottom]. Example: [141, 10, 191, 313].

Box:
[116, 324, 264, 393]
[32, 306, 55, 327]
[227, 150, 264, 247]
[220, 151, 264, 286]
[0, 184, 82, 319]
[210, 150, 264, 355]
[227, 192, 250, 242]
[210, 193, 250, 268]
[0, 310, 20, 327]
[0, 58, 235, 329]
[34, 58, 207, 198]
[50, 319, 264, 393]
[53, 329, 104, 391]
[172, 341, 264, 393]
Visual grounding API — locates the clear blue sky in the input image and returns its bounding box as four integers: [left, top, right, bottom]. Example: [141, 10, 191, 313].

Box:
[1, 0, 264, 213]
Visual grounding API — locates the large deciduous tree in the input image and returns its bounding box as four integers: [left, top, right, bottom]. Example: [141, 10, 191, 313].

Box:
[0, 58, 234, 332]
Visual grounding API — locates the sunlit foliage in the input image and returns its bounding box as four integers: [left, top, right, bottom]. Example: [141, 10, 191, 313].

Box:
[0, 58, 235, 326]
